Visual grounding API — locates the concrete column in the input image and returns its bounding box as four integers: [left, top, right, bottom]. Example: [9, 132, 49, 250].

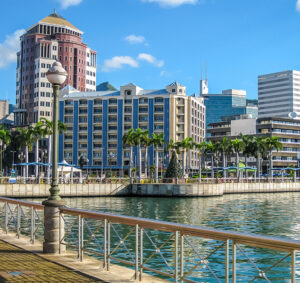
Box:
[43, 200, 66, 254]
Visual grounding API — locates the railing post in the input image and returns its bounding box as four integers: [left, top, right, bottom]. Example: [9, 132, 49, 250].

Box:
[107, 221, 110, 271]
[180, 233, 184, 283]
[31, 207, 35, 244]
[4, 202, 8, 234]
[175, 231, 179, 283]
[59, 211, 62, 254]
[78, 215, 82, 261]
[291, 250, 296, 283]
[225, 239, 229, 283]
[17, 204, 20, 238]
[232, 241, 236, 283]
[80, 216, 84, 262]
[139, 227, 143, 281]
[103, 219, 107, 269]
[135, 224, 139, 280]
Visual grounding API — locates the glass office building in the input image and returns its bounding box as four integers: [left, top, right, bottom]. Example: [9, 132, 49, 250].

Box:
[203, 89, 258, 133]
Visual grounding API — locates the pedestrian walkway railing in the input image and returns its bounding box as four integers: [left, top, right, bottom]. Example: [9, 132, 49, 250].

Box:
[0, 197, 299, 282]
[59, 206, 300, 282]
[0, 197, 44, 243]
[0, 176, 298, 185]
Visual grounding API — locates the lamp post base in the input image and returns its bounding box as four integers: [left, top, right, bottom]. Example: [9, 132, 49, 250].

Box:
[42, 199, 66, 254]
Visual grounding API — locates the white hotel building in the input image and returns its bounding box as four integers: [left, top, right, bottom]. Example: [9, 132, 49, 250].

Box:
[258, 70, 300, 119]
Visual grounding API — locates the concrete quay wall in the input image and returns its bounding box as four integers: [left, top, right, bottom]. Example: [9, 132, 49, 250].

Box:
[130, 182, 300, 197]
[0, 182, 299, 198]
[0, 183, 129, 198]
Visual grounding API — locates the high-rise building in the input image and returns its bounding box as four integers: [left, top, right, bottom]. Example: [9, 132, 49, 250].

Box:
[0, 100, 9, 120]
[258, 70, 300, 119]
[15, 11, 97, 126]
[59, 82, 206, 173]
[202, 87, 258, 132]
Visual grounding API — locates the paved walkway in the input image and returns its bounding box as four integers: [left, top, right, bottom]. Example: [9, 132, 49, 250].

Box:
[0, 240, 102, 282]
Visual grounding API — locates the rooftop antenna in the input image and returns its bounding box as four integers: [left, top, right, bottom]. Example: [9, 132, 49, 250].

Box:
[205, 63, 208, 83]
[201, 64, 203, 80]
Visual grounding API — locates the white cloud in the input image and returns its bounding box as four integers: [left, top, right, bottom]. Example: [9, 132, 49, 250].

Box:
[138, 53, 164, 67]
[125, 34, 146, 44]
[101, 56, 139, 72]
[142, 0, 197, 7]
[0, 29, 25, 68]
[57, 0, 83, 9]
[297, 0, 300, 11]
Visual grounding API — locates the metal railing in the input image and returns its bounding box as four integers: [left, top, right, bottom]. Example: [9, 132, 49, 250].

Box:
[0, 197, 298, 281]
[0, 176, 298, 185]
[0, 197, 44, 243]
[59, 206, 300, 282]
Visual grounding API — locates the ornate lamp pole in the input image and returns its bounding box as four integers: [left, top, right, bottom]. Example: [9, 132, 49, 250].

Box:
[43, 61, 67, 254]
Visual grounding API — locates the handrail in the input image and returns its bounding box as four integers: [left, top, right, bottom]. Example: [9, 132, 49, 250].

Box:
[0, 197, 44, 210]
[60, 206, 300, 252]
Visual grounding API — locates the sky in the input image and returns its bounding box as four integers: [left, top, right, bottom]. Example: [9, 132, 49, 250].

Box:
[1, 0, 300, 103]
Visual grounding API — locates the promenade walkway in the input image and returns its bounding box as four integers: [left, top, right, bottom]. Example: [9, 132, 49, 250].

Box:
[0, 240, 102, 282]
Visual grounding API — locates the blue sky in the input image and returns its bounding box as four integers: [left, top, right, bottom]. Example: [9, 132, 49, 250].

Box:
[1, 0, 300, 103]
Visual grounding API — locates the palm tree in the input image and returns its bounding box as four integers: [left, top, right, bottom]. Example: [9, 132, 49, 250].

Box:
[231, 138, 245, 181]
[164, 138, 180, 160]
[194, 141, 207, 182]
[151, 133, 164, 182]
[203, 141, 214, 178]
[33, 121, 45, 179]
[178, 137, 194, 176]
[217, 137, 232, 178]
[122, 128, 135, 179]
[254, 136, 268, 178]
[16, 126, 37, 178]
[241, 135, 256, 178]
[264, 136, 283, 179]
[132, 128, 144, 182]
[39, 118, 67, 180]
[141, 130, 152, 178]
[0, 127, 11, 176]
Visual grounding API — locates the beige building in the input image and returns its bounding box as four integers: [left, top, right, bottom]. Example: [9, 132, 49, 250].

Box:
[59, 82, 206, 173]
[0, 100, 9, 120]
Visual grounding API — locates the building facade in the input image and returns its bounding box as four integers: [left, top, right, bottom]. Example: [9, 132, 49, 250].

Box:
[207, 115, 300, 167]
[15, 11, 97, 126]
[0, 100, 9, 120]
[202, 88, 258, 132]
[257, 117, 300, 167]
[258, 70, 300, 119]
[59, 82, 206, 173]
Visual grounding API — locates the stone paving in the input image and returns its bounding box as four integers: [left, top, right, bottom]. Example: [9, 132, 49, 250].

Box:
[0, 240, 102, 282]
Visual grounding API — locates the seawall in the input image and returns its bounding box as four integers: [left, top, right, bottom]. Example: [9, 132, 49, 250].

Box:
[0, 182, 299, 198]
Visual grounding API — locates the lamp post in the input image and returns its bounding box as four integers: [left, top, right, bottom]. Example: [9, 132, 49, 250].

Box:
[86, 158, 89, 178]
[43, 61, 67, 254]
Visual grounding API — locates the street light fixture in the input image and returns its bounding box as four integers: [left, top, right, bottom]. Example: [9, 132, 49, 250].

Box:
[43, 61, 67, 254]
[45, 61, 67, 201]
